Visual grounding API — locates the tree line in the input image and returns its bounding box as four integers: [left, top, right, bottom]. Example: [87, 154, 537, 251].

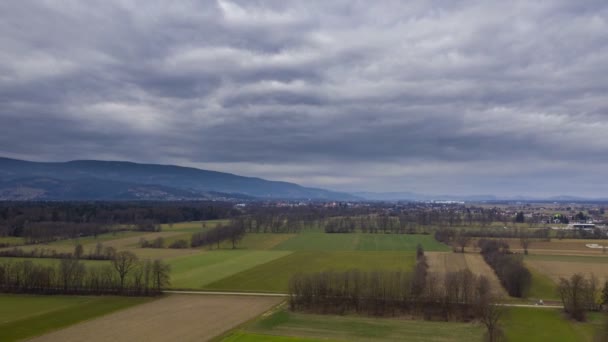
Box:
[0, 251, 170, 296]
[288, 268, 503, 337]
[0, 201, 238, 241]
[478, 239, 531, 298]
[0, 242, 118, 260]
[191, 221, 246, 249]
[558, 273, 608, 322]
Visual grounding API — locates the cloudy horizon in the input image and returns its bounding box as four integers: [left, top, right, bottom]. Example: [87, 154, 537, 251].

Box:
[2, 1, 608, 197]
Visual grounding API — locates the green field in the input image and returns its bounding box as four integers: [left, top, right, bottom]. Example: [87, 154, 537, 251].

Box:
[525, 264, 560, 300]
[221, 307, 604, 342]
[504, 307, 601, 342]
[224, 309, 483, 342]
[0, 236, 26, 245]
[223, 233, 297, 250]
[161, 220, 229, 233]
[49, 231, 146, 246]
[526, 254, 608, 264]
[205, 251, 415, 292]
[222, 333, 331, 342]
[0, 294, 151, 341]
[272, 233, 450, 252]
[168, 250, 292, 289]
[0, 257, 109, 267]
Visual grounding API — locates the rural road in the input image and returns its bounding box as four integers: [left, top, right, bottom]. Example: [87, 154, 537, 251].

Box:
[163, 290, 564, 308]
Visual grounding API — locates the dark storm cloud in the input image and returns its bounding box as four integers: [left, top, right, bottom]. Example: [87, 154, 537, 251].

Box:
[1, 0, 608, 196]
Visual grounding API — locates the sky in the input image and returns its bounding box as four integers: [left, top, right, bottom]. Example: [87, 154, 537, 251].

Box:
[1, 1, 608, 197]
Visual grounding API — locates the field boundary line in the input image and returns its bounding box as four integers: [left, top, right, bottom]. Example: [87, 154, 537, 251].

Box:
[163, 290, 565, 309]
[163, 290, 289, 297]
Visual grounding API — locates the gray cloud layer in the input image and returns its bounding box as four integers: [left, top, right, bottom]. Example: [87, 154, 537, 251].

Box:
[1, 1, 608, 196]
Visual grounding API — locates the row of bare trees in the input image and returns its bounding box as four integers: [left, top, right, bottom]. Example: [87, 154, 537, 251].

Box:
[191, 222, 246, 249]
[558, 273, 608, 321]
[478, 239, 531, 298]
[0, 202, 238, 245]
[0, 252, 170, 296]
[0, 242, 119, 261]
[288, 269, 503, 335]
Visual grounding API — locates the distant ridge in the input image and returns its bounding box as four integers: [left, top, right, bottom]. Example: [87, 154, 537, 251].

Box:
[0, 157, 357, 201]
[353, 191, 608, 203]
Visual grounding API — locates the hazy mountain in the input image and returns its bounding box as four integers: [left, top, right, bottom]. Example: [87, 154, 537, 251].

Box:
[0, 157, 357, 201]
[353, 192, 607, 202]
[354, 191, 497, 202]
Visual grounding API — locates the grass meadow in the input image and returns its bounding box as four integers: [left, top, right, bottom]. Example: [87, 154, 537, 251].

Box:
[0, 236, 25, 245]
[205, 251, 415, 292]
[222, 309, 484, 342]
[503, 307, 602, 342]
[168, 250, 292, 289]
[221, 307, 604, 342]
[0, 294, 152, 341]
[0, 257, 109, 267]
[272, 232, 450, 252]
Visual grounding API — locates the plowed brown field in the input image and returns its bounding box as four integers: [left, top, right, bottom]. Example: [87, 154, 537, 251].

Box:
[426, 252, 508, 297]
[28, 294, 283, 342]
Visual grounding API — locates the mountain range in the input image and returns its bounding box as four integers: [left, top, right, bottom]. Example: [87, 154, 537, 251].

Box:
[0, 157, 357, 201]
[1, 157, 604, 202]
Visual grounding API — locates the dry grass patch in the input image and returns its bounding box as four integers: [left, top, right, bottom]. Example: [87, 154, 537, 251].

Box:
[29, 294, 283, 342]
[502, 238, 608, 257]
[426, 252, 507, 297]
[526, 259, 608, 285]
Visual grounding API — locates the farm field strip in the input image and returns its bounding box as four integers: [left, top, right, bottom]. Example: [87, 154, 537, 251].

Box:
[504, 307, 601, 342]
[28, 294, 283, 342]
[525, 254, 608, 263]
[0, 294, 151, 342]
[500, 238, 608, 256]
[223, 233, 297, 250]
[221, 332, 332, 342]
[224, 307, 601, 342]
[526, 259, 608, 285]
[426, 252, 508, 297]
[231, 309, 484, 342]
[161, 220, 229, 232]
[1, 231, 197, 260]
[0, 257, 109, 266]
[0, 236, 25, 245]
[168, 250, 292, 289]
[205, 251, 416, 293]
[273, 233, 450, 252]
[50, 231, 147, 246]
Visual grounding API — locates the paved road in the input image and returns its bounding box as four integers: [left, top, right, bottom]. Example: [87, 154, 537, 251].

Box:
[163, 290, 564, 308]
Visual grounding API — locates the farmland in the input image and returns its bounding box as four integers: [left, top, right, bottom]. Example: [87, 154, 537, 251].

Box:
[503, 307, 602, 342]
[28, 294, 283, 342]
[272, 232, 450, 252]
[2, 201, 608, 342]
[205, 251, 415, 292]
[425, 252, 508, 297]
[221, 307, 604, 342]
[169, 250, 292, 289]
[0, 294, 151, 342]
[222, 309, 485, 342]
[525, 254, 608, 286]
[503, 238, 608, 256]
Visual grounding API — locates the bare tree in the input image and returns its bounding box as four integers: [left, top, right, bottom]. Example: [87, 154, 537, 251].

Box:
[455, 231, 471, 253]
[478, 302, 506, 342]
[151, 259, 171, 292]
[111, 251, 138, 291]
[74, 243, 84, 259]
[558, 273, 589, 321]
[520, 237, 532, 255]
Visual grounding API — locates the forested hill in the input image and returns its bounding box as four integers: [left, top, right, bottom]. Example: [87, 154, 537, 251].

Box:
[0, 157, 357, 201]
